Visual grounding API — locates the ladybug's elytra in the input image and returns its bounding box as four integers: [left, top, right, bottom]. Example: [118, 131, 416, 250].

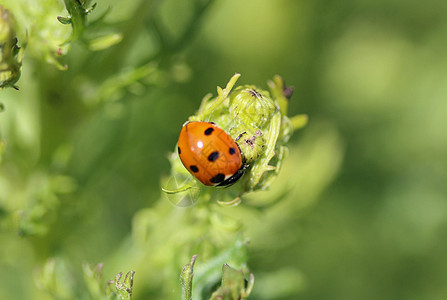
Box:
[177, 121, 244, 186]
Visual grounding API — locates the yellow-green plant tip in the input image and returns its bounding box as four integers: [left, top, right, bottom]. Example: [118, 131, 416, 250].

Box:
[88, 33, 123, 51]
[267, 75, 290, 115]
[203, 86, 225, 115]
[245, 273, 255, 296]
[217, 196, 242, 207]
[224, 73, 241, 96]
[45, 53, 68, 71]
[93, 62, 158, 104]
[161, 178, 195, 194]
[203, 74, 241, 116]
[265, 165, 276, 171]
[290, 114, 308, 130]
[197, 93, 213, 114]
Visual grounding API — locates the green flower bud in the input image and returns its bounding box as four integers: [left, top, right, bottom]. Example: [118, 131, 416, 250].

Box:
[229, 85, 276, 129]
[228, 125, 266, 162]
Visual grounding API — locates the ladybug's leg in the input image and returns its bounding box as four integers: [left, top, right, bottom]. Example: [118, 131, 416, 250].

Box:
[235, 132, 247, 142]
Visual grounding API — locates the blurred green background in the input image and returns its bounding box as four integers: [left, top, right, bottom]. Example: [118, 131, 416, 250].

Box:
[1, 0, 447, 299]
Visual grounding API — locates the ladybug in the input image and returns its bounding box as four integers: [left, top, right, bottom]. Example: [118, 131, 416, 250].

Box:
[177, 121, 245, 186]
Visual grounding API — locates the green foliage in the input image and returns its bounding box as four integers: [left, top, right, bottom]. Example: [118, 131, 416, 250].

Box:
[58, 0, 122, 51]
[34, 258, 76, 299]
[34, 259, 135, 300]
[106, 270, 135, 300]
[57, 0, 96, 41]
[209, 264, 254, 300]
[0, 5, 24, 90]
[181, 254, 254, 300]
[83, 263, 105, 299]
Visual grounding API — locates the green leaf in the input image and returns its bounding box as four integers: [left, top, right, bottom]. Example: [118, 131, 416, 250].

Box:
[87, 33, 123, 51]
[209, 264, 254, 300]
[192, 237, 250, 299]
[290, 114, 309, 130]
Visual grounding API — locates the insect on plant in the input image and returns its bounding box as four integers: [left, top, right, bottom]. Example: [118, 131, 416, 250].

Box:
[162, 73, 308, 206]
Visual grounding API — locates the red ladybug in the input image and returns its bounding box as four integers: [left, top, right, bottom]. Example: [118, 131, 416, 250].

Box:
[177, 121, 244, 186]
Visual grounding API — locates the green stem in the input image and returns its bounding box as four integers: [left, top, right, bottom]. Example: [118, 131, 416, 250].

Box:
[100, 0, 161, 72]
[140, 0, 216, 65]
[180, 255, 198, 300]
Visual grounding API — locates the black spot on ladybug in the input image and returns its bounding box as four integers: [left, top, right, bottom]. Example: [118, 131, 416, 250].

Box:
[208, 151, 219, 162]
[210, 173, 225, 184]
[204, 127, 214, 135]
[229, 147, 236, 155]
[178, 147, 181, 154]
[190, 165, 199, 173]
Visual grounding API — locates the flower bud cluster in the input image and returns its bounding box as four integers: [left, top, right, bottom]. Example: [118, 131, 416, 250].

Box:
[164, 74, 307, 201]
